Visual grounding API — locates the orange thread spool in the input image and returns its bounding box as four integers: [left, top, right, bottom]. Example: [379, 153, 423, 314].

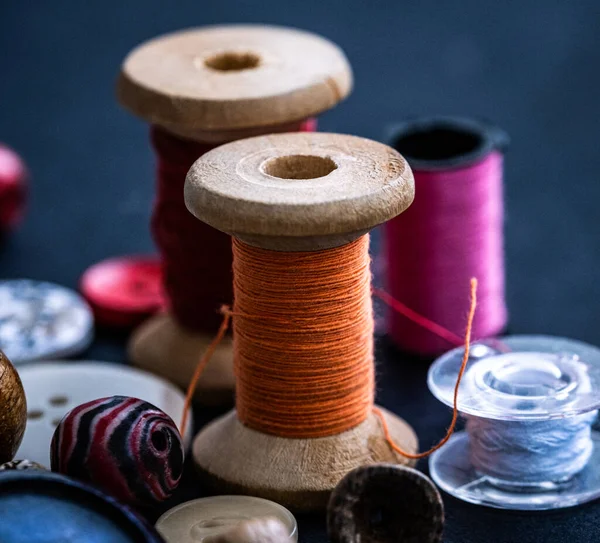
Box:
[233, 236, 374, 438]
[186, 132, 417, 510]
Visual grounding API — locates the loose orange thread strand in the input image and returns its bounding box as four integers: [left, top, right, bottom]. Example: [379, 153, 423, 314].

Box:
[179, 306, 231, 438]
[373, 277, 478, 459]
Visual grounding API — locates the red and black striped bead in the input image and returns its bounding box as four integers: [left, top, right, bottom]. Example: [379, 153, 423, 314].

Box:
[50, 395, 184, 506]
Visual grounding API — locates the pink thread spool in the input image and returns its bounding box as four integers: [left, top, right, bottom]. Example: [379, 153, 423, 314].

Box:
[384, 117, 509, 356]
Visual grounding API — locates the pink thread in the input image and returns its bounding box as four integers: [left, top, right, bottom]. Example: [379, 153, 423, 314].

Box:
[385, 132, 506, 356]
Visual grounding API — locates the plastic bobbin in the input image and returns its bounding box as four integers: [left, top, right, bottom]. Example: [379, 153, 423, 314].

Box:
[185, 132, 417, 511]
[428, 335, 600, 510]
[120, 25, 352, 404]
[156, 496, 298, 543]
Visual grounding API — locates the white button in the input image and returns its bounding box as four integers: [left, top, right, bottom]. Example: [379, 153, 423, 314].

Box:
[17, 361, 193, 466]
[156, 496, 298, 543]
[0, 280, 94, 363]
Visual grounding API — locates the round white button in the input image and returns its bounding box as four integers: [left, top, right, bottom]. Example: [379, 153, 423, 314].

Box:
[156, 496, 298, 543]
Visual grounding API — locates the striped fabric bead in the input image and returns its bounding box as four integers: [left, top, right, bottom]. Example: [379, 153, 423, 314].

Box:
[50, 395, 184, 506]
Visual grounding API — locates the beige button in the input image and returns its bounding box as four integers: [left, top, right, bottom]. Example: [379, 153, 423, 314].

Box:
[156, 496, 298, 543]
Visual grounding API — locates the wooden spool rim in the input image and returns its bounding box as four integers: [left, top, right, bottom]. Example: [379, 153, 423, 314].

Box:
[184, 132, 414, 250]
[193, 408, 418, 511]
[118, 24, 352, 134]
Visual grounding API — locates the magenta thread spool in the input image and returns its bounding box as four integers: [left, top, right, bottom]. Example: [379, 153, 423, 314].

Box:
[384, 117, 509, 356]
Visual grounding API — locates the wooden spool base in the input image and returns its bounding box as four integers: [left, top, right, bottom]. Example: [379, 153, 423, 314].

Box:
[128, 312, 234, 405]
[192, 408, 418, 512]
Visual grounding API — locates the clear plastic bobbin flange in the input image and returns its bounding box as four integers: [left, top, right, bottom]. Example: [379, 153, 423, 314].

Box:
[427, 335, 600, 510]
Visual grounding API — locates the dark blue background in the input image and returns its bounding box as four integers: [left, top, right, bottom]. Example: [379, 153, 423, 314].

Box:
[1, 1, 600, 541]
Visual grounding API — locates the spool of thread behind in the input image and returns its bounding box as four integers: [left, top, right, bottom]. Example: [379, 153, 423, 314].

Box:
[152, 121, 315, 333]
[384, 117, 509, 356]
[111, 25, 351, 404]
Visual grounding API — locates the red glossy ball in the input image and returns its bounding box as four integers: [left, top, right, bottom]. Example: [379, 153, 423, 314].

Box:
[0, 144, 27, 230]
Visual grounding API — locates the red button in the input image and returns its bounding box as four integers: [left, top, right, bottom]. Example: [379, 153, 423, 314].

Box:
[80, 257, 166, 328]
[0, 144, 27, 230]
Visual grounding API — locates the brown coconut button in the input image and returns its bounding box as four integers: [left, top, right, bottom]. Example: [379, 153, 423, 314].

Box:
[118, 25, 352, 138]
[0, 350, 27, 463]
[327, 464, 444, 543]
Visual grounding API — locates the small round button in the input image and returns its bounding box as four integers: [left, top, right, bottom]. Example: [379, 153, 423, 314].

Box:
[0, 280, 94, 364]
[327, 464, 443, 543]
[80, 256, 165, 328]
[156, 496, 297, 543]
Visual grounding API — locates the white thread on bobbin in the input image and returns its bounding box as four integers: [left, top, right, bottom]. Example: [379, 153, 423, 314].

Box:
[427, 335, 600, 510]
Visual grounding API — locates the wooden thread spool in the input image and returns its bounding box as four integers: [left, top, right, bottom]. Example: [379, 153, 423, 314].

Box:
[185, 132, 418, 511]
[119, 25, 352, 403]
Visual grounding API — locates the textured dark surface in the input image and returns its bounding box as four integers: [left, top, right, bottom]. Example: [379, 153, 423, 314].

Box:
[1, 1, 600, 541]
[327, 464, 443, 543]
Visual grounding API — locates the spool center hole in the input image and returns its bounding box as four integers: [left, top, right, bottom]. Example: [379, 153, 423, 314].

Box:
[204, 51, 261, 72]
[484, 355, 572, 397]
[394, 126, 482, 161]
[263, 155, 337, 180]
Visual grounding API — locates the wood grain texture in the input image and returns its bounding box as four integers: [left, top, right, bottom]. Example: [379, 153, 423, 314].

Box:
[185, 132, 415, 251]
[118, 25, 352, 139]
[193, 409, 418, 511]
[0, 351, 27, 463]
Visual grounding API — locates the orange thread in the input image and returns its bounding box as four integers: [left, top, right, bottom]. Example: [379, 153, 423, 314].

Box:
[233, 235, 374, 438]
[374, 277, 478, 459]
[179, 306, 231, 438]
